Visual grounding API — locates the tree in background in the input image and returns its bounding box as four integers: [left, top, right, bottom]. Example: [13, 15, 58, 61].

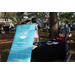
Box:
[26, 12, 59, 39]
[59, 12, 75, 24]
[49, 12, 75, 39]
[1, 12, 49, 24]
[25, 12, 49, 18]
[49, 12, 58, 39]
[15, 12, 25, 24]
[25, 12, 49, 27]
[2, 12, 25, 24]
[1, 12, 59, 39]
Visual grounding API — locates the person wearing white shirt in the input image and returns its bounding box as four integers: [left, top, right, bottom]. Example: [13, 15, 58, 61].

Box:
[32, 18, 39, 43]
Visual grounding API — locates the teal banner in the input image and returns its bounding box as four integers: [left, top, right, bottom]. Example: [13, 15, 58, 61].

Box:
[7, 23, 36, 62]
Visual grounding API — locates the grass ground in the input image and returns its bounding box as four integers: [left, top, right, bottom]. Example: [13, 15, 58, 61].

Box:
[0, 30, 75, 62]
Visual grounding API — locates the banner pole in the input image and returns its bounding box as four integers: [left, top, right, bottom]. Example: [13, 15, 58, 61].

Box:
[64, 20, 72, 62]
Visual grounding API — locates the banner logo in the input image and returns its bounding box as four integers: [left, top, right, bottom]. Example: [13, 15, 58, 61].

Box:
[19, 29, 29, 39]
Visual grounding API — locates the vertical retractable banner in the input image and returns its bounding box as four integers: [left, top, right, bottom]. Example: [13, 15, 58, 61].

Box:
[64, 21, 71, 61]
[7, 23, 36, 62]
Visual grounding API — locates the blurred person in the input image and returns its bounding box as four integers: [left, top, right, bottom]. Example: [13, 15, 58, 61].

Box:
[59, 27, 65, 38]
[32, 18, 39, 43]
[58, 26, 61, 37]
[65, 19, 73, 42]
[38, 25, 40, 29]
[65, 19, 68, 24]
[68, 25, 72, 42]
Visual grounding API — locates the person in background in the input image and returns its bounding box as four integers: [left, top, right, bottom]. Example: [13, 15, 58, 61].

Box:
[65, 19, 73, 42]
[59, 27, 65, 39]
[58, 26, 61, 37]
[68, 25, 72, 42]
[38, 25, 40, 29]
[32, 18, 39, 43]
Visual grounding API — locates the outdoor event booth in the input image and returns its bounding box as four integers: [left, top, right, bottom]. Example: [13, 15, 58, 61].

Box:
[7, 20, 71, 62]
[31, 20, 71, 62]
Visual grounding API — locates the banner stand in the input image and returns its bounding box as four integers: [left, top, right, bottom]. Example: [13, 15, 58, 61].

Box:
[64, 20, 72, 62]
[64, 53, 72, 62]
[7, 23, 36, 62]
